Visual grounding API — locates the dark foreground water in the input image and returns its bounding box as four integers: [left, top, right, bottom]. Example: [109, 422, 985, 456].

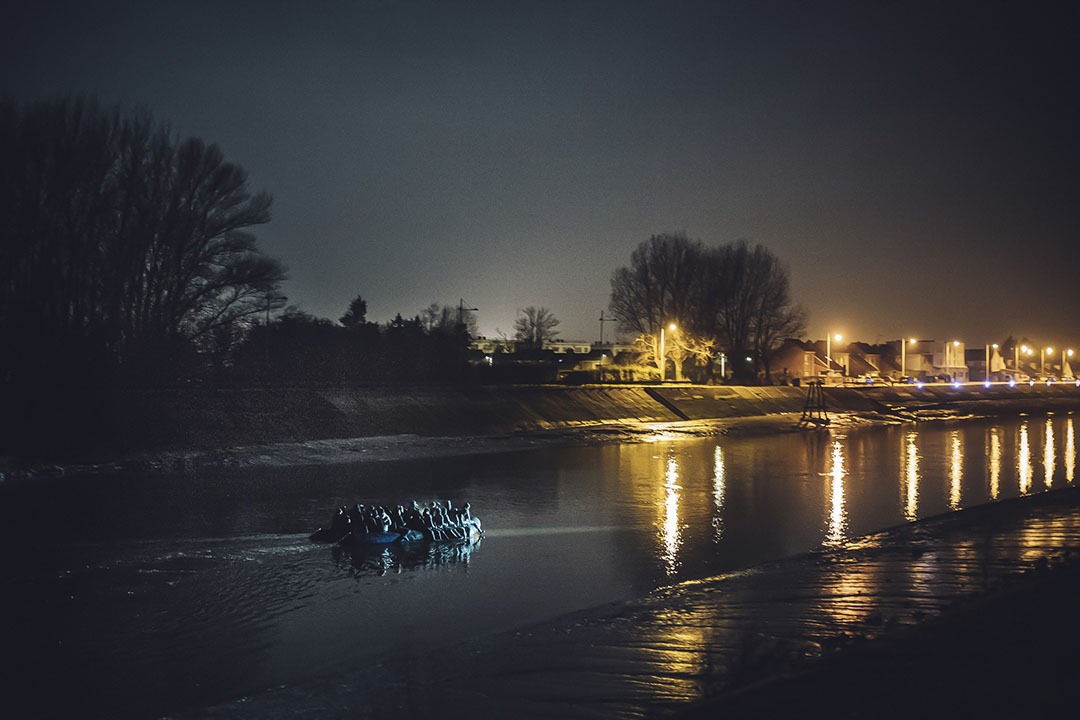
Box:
[3, 414, 1077, 718]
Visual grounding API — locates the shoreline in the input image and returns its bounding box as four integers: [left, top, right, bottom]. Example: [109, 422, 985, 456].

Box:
[0, 402, 1055, 481]
[6, 379, 1080, 480]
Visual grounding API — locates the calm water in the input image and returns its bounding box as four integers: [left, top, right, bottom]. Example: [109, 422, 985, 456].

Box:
[3, 414, 1077, 717]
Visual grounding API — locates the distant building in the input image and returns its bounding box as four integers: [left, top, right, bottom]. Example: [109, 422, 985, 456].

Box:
[772, 339, 825, 383]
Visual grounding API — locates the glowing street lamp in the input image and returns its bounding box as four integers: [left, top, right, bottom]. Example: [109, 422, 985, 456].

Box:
[1064, 348, 1075, 378]
[658, 322, 676, 382]
[826, 333, 842, 383]
[901, 337, 916, 379]
[1043, 346, 1053, 377]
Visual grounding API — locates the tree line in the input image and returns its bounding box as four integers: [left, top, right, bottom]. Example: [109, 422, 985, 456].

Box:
[227, 298, 477, 386]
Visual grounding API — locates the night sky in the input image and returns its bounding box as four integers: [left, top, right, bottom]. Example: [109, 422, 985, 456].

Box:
[5, 0, 1078, 347]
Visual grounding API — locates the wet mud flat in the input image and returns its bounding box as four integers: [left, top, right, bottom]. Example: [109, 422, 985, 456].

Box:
[178, 485, 1080, 719]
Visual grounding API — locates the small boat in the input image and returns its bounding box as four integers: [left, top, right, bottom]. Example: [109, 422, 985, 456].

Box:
[310, 500, 483, 547]
[338, 521, 481, 547]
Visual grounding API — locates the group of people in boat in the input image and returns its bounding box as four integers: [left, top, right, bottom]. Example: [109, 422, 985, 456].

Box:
[311, 499, 482, 544]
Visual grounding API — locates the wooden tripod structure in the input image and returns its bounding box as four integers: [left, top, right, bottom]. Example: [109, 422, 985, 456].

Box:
[798, 380, 830, 427]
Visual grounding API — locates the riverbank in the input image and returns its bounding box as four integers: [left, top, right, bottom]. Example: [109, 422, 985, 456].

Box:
[6, 381, 1080, 476]
[678, 503, 1080, 718]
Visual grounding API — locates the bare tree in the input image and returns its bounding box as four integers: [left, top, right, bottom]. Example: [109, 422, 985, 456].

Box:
[714, 241, 805, 383]
[514, 306, 560, 349]
[0, 96, 286, 385]
[608, 232, 704, 338]
[421, 302, 477, 337]
[609, 234, 805, 384]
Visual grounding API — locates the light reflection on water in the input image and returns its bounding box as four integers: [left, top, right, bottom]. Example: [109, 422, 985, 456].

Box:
[712, 445, 726, 543]
[823, 438, 847, 548]
[1019, 420, 1033, 493]
[1045, 417, 1056, 489]
[987, 427, 1002, 499]
[5, 413, 1080, 718]
[660, 452, 682, 576]
[1068, 417, 1076, 483]
[902, 430, 920, 522]
[949, 429, 963, 511]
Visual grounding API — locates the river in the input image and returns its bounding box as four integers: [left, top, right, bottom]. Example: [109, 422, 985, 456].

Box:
[3, 413, 1076, 718]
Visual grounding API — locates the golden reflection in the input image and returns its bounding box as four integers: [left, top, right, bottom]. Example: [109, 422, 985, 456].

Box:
[712, 445, 726, 542]
[822, 570, 878, 627]
[1018, 421, 1032, 494]
[1067, 417, 1075, 483]
[644, 429, 685, 444]
[1044, 417, 1056, 489]
[660, 452, 682, 576]
[987, 427, 1002, 500]
[824, 439, 847, 547]
[645, 607, 714, 703]
[949, 430, 963, 511]
[901, 430, 920, 521]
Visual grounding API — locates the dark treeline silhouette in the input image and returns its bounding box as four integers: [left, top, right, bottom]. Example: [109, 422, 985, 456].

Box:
[226, 300, 474, 386]
[1, 96, 286, 389]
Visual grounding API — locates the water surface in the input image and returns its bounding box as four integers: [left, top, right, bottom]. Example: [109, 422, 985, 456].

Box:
[3, 414, 1076, 717]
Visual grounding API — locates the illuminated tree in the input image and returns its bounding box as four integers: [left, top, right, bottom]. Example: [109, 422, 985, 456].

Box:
[609, 234, 805, 383]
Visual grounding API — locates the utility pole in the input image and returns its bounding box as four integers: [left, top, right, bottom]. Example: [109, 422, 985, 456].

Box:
[264, 292, 285, 379]
[598, 311, 616, 344]
[458, 299, 478, 332]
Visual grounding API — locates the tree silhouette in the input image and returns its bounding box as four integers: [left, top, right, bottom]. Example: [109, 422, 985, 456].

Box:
[609, 234, 804, 383]
[340, 294, 368, 328]
[514, 306, 561, 349]
[0, 96, 286, 389]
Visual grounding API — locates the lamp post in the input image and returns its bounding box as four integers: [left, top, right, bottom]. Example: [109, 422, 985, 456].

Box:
[1064, 348, 1074, 377]
[1043, 347, 1053, 378]
[826, 333, 842, 383]
[985, 343, 998, 383]
[658, 323, 676, 382]
[901, 337, 916, 379]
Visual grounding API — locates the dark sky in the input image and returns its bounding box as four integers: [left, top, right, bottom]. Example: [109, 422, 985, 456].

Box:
[5, 0, 1078, 347]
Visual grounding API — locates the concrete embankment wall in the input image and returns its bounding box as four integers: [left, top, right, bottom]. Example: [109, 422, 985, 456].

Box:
[115, 384, 823, 455]
[44, 382, 1080, 459]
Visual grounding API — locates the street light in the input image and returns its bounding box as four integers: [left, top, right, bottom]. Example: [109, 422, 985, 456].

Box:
[1064, 348, 1075, 377]
[826, 333, 842, 383]
[1043, 346, 1053, 377]
[658, 322, 676, 382]
[985, 343, 998, 384]
[901, 337, 916, 379]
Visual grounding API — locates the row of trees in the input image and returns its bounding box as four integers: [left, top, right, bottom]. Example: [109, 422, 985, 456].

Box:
[225, 298, 477, 385]
[609, 233, 805, 383]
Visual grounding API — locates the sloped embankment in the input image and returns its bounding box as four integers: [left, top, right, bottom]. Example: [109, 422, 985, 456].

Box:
[112, 384, 836, 456]
[52, 382, 1080, 461]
